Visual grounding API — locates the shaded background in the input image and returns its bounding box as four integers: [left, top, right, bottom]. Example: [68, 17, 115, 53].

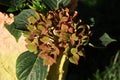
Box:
[66, 0, 120, 80]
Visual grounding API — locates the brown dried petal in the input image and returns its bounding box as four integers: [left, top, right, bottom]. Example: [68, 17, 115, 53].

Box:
[68, 27, 74, 33]
[39, 44, 50, 51]
[47, 13, 54, 20]
[61, 16, 69, 22]
[27, 16, 37, 24]
[46, 20, 52, 27]
[38, 53, 56, 66]
[59, 11, 63, 19]
[61, 24, 69, 32]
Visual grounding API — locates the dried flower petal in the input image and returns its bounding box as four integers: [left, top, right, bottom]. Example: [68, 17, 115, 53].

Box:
[38, 53, 56, 66]
[25, 8, 91, 65]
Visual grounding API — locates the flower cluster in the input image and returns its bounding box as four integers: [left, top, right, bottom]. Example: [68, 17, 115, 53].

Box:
[0, 12, 14, 28]
[24, 8, 91, 66]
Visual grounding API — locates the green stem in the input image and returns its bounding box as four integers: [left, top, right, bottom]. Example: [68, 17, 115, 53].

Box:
[47, 53, 69, 80]
[113, 50, 120, 65]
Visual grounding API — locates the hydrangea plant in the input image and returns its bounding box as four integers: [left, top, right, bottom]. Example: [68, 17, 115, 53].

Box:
[3, 0, 92, 80]
[25, 8, 91, 66]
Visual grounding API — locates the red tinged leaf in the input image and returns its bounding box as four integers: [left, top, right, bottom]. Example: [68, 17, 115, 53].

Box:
[61, 24, 69, 32]
[39, 44, 50, 51]
[69, 53, 79, 65]
[61, 16, 69, 22]
[68, 27, 74, 33]
[27, 16, 37, 24]
[38, 53, 56, 66]
[70, 39, 75, 46]
[50, 44, 60, 59]
[46, 20, 52, 27]
[40, 36, 52, 44]
[59, 11, 63, 19]
[47, 12, 54, 20]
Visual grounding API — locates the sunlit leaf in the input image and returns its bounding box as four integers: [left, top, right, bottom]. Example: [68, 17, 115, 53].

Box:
[7, 7, 17, 12]
[27, 24, 35, 31]
[23, 31, 30, 38]
[64, 46, 70, 54]
[35, 11, 40, 20]
[40, 36, 52, 43]
[61, 17, 69, 22]
[37, 25, 45, 31]
[59, 33, 69, 42]
[71, 33, 78, 41]
[46, 20, 52, 27]
[61, 24, 69, 32]
[71, 48, 78, 54]
[69, 53, 79, 65]
[26, 42, 38, 53]
[78, 51, 84, 56]
[47, 13, 54, 20]
[27, 16, 37, 24]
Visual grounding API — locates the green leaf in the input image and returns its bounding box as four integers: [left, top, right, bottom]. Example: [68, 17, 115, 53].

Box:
[7, 7, 17, 12]
[26, 42, 38, 53]
[5, 23, 22, 42]
[99, 33, 116, 46]
[71, 33, 78, 41]
[43, 0, 71, 10]
[27, 16, 37, 24]
[71, 48, 77, 54]
[6, 9, 35, 41]
[78, 51, 84, 56]
[14, 9, 35, 30]
[69, 53, 79, 65]
[81, 0, 97, 7]
[29, 0, 48, 13]
[40, 36, 52, 43]
[64, 46, 70, 54]
[16, 51, 48, 80]
[8, 0, 27, 12]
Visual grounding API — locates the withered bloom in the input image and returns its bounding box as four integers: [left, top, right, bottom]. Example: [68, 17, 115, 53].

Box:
[24, 8, 91, 65]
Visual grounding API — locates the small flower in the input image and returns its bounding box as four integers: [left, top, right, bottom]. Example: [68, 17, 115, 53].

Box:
[0, 12, 14, 29]
[5, 13, 14, 25]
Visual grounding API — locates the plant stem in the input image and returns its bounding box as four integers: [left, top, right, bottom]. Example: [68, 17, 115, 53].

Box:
[113, 50, 119, 65]
[47, 53, 69, 80]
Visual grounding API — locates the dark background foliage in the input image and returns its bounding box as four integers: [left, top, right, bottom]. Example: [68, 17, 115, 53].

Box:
[66, 0, 120, 80]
